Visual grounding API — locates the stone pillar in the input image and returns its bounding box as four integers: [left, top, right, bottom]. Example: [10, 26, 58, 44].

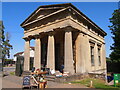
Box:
[24, 38, 30, 71]
[85, 35, 91, 72]
[76, 33, 81, 73]
[76, 33, 86, 73]
[64, 30, 74, 74]
[102, 43, 106, 71]
[101, 43, 107, 82]
[47, 32, 55, 70]
[94, 43, 98, 71]
[34, 35, 41, 70]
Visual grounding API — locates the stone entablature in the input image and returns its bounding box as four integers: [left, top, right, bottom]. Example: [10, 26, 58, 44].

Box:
[23, 18, 105, 44]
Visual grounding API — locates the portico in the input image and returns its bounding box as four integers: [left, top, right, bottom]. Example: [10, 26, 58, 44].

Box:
[21, 3, 107, 75]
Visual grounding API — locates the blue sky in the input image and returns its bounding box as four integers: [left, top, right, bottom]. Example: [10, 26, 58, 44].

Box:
[2, 2, 118, 58]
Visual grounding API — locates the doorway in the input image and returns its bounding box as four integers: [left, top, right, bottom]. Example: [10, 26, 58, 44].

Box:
[55, 43, 61, 70]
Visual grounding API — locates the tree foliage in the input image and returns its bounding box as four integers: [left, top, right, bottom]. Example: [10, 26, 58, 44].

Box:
[0, 21, 13, 68]
[109, 9, 120, 62]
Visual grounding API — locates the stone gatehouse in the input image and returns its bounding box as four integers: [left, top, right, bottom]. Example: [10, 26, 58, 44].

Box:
[21, 3, 107, 75]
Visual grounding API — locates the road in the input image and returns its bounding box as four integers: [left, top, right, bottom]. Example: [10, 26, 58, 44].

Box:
[3, 67, 15, 72]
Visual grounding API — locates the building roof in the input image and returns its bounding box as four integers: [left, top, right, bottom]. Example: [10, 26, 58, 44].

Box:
[21, 3, 107, 36]
[14, 47, 34, 56]
[14, 52, 24, 56]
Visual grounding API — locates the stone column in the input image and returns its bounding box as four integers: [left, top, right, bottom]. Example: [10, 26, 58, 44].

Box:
[85, 35, 91, 72]
[76, 33, 81, 73]
[47, 32, 55, 70]
[94, 43, 98, 71]
[102, 43, 106, 71]
[34, 35, 41, 70]
[101, 43, 107, 82]
[76, 33, 86, 73]
[64, 30, 74, 74]
[24, 38, 30, 71]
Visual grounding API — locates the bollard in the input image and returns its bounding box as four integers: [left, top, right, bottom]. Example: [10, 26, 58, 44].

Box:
[90, 80, 93, 88]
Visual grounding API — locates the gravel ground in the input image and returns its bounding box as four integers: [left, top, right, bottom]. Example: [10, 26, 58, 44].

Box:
[2, 67, 97, 89]
[2, 75, 89, 89]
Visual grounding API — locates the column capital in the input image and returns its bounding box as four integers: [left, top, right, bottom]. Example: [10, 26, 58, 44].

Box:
[65, 29, 72, 32]
[64, 26, 73, 32]
[97, 42, 102, 46]
[23, 37, 31, 41]
[48, 31, 56, 36]
[34, 34, 40, 39]
[79, 31, 87, 36]
[33, 33, 45, 39]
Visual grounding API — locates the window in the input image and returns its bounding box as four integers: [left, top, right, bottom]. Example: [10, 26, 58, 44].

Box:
[98, 47, 101, 66]
[89, 41, 95, 66]
[90, 46, 94, 66]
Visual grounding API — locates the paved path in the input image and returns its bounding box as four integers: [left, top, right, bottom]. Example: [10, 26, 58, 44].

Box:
[2, 75, 88, 89]
[2, 75, 22, 88]
[3, 67, 15, 73]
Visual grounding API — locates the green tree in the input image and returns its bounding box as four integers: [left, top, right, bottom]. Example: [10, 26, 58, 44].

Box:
[0, 21, 5, 71]
[0, 21, 13, 71]
[108, 9, 120, 73]
[109, 9, 120, 62]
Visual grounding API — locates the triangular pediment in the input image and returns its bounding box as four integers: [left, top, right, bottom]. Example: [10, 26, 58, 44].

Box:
[25, 8, 62, 24]
[21, 3, 73, 27]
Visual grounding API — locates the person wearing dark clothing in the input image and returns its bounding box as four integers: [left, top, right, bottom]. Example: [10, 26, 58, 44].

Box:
[59, 64, 64, 73]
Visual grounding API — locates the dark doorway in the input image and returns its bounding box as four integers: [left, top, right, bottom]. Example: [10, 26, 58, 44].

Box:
[55, 43, 61, 70]
[41, 43, 47, 68]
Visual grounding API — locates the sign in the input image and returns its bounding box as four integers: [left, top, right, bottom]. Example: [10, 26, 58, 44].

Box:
[23, 76, 30, 87]
[114, 74, 120, 87]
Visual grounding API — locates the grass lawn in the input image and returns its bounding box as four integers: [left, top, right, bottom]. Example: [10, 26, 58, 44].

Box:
[70, 78, 120, 90]
[10, 72, 15, 75]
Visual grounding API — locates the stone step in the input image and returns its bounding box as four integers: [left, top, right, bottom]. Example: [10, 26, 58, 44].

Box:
[45, 78, 55, 81]
[45, 75, 56, 78]
[44, 75, 56, 81]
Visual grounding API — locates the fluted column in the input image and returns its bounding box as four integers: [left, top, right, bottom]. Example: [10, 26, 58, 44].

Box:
[34, 35, 41, 70]
[24, 38, 30, 71]
[47, 32, 55, 70]
[64, 30, 74, 74]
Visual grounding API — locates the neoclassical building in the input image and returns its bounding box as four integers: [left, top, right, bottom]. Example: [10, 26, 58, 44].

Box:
[21, 3, 107, 75]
